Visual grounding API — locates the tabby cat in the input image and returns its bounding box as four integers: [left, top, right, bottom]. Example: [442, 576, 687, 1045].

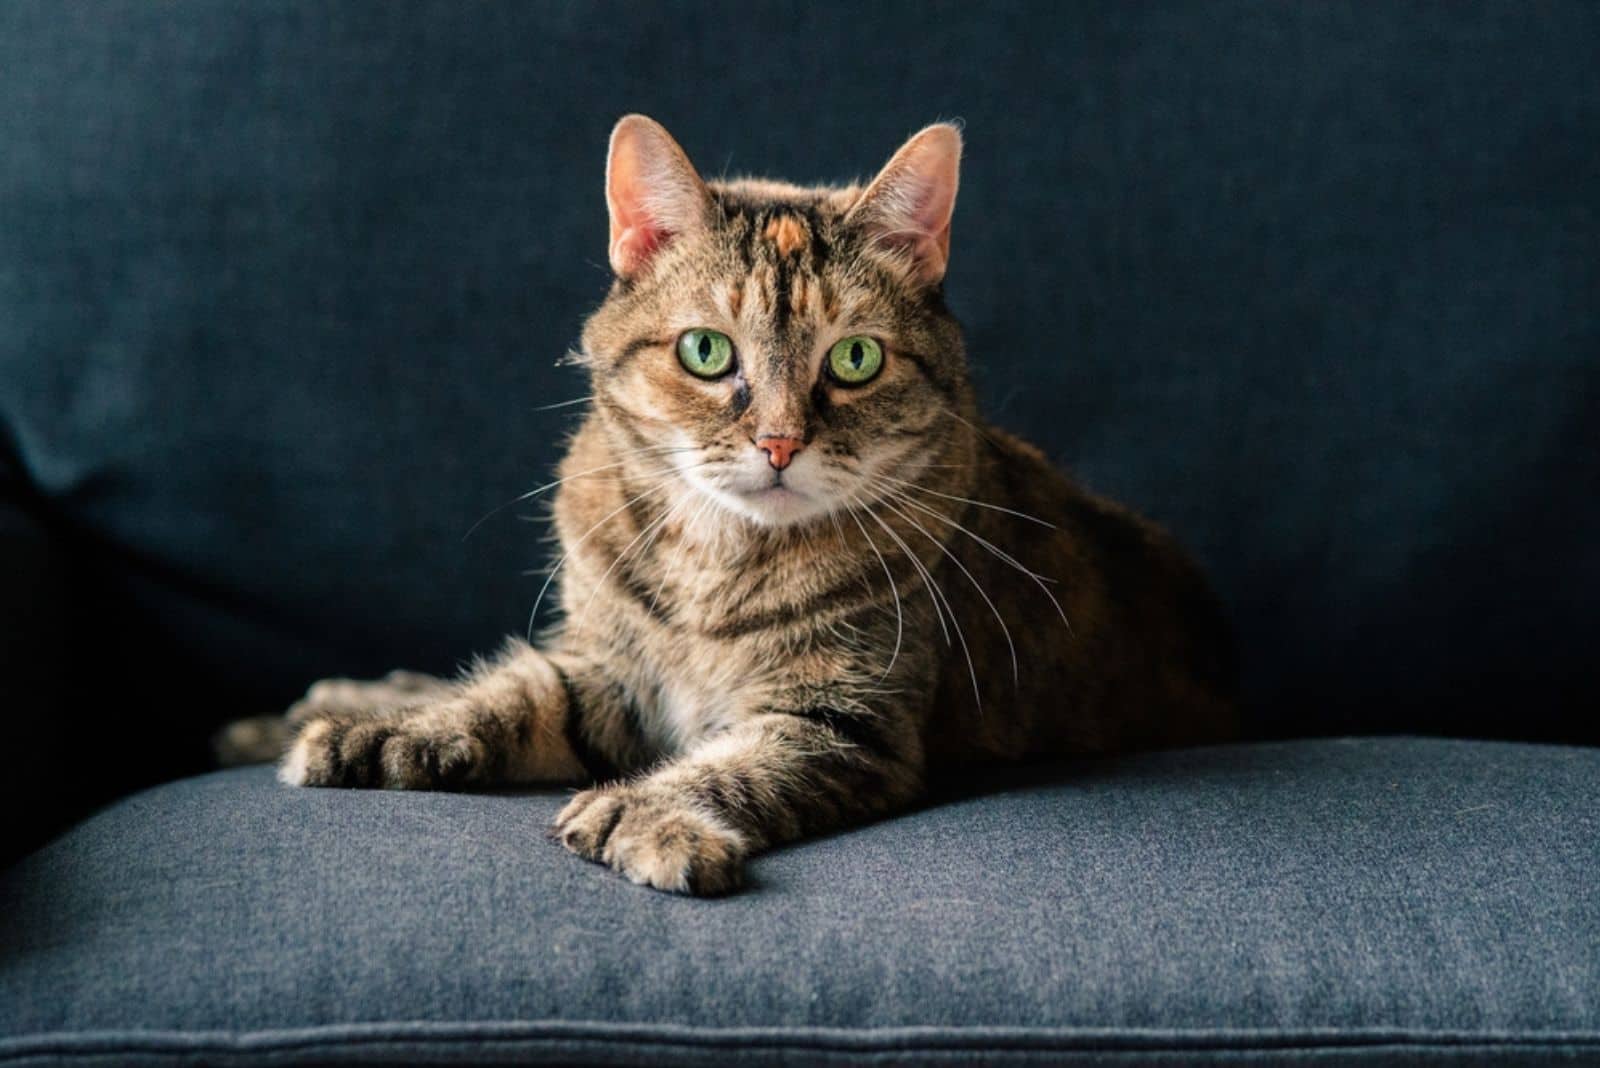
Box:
[245, 116, 1238, 895]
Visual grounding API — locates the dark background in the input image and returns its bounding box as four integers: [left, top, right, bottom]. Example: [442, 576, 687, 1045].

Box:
[3, 2, 1597, 855]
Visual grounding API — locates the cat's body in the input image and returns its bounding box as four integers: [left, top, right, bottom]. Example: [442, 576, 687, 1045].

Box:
[250, 118, 1237, 894]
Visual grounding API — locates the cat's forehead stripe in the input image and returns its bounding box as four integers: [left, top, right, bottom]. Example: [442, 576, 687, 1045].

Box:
[762, 214, 808, 258]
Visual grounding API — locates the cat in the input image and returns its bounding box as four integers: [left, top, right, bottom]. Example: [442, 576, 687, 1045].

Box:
[228, 115, 1239, 895]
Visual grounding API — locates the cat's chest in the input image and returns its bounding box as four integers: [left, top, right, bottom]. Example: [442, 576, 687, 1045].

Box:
[610, 592, 818, 755]
[598, 531, 871, 753]
[613, 636, 751, 756]
[659, 538, 863, 638]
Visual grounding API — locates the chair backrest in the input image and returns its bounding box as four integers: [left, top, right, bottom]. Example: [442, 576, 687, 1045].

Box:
[2, 2, 1595, 753]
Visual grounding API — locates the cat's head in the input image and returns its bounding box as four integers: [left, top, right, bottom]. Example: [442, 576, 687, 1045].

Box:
[578, 115, 973, 529]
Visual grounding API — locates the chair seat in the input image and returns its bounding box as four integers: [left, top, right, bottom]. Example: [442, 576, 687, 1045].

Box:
[2, 737, 1597, 1066]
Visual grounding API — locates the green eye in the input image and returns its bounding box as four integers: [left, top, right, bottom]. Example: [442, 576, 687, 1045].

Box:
[677, 329, 735, 378]
[827, 335, 884, 385]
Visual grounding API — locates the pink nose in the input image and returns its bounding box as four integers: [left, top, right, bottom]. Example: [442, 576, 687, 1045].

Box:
[756, 435, 804, 471]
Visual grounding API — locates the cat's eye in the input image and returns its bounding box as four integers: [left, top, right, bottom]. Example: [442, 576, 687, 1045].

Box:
[826, 335, 884, 385]
[677, 329, 735, 379]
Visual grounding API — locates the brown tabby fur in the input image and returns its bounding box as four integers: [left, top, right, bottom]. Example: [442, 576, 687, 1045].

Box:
[246, 116, 1238, 895]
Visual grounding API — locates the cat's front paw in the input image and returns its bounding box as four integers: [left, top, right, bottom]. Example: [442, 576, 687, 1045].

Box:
[554, 784, 746, 895]
[278, 704, 490, 790]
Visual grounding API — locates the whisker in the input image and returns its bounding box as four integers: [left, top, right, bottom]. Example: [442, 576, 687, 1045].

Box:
[571, 473, 700, 633]
[843, 505, 904, 681]
[886, 488, 1072, 633]
[881, 474, 1056, 529]
[526, 471, 683, 639]
[877, 491, 1018, 687]
[850, 495, 949, 648]
[826, 507, 875, 597]
[855, 496, 981, 711]
[531, 395, 594, 411]
[935, 405, 1007, 452]
[463, 445, 695, 541]
[885, 485, 1054, 584]
[631, 478, 695, 576]
[650, 491, 718, 616]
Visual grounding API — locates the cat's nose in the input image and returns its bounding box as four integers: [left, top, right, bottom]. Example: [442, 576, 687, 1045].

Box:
[756, 435, 805, 471]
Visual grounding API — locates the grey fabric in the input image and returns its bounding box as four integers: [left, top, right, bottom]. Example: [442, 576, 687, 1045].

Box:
[3, 737, 1596, 1066]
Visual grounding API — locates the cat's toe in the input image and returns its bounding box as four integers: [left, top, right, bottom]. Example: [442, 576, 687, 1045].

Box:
[278, 717, 336, 786]
[555, 787, 746, 895]
[554, 788, 626, 859]
[607, 803, 745, 895]
[278, 711, 486, 790]
[378, 726, 486, 789]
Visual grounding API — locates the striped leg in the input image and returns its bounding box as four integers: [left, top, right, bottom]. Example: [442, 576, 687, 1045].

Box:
[554, 705, 923, 894]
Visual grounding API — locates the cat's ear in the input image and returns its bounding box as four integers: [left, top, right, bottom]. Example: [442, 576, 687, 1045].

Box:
[606, 115, 713, 278]
[846, 123, 963, 285]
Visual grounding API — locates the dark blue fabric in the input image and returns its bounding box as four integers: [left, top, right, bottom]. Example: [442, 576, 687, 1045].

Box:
[2, 739, 1597, 1065]
[1, 2, 1596, 770]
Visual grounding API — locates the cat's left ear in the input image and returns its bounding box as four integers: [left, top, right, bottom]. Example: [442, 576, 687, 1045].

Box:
[606, 114, 713, 278]
[846, 123, 963, 285]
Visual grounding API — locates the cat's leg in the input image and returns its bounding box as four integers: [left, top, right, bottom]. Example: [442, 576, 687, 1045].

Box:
[554, 704, 924, 895]
[279, 640, 620, 790]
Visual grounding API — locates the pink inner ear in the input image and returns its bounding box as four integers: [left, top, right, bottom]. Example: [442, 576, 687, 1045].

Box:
[607, 145, 670, 276]
[851, 125, 962, 285]
[605, 115, 708, 278]
[879, 172, 955, 282]
[609, 222, 667, 277]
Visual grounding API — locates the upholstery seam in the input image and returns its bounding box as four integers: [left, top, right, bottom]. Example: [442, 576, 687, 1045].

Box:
[3, 1022, 1600, 1060]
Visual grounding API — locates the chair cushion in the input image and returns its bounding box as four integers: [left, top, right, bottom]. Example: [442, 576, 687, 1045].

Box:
[2, 737, 1597, 1066]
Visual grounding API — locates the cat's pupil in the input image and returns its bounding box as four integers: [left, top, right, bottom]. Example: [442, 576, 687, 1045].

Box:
[850, 341, 863, 367]
[698, 335, 713, 360]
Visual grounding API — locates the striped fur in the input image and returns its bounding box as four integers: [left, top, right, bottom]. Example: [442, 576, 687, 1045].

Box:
[262, 117, 1239, 894]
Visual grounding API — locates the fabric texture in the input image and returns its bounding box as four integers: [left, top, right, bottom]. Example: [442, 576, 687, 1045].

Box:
[1, 2, 1597, 779]
[2, 738, 1597, 1066]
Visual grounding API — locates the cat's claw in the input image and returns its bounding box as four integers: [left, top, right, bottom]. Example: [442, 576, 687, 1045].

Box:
[554, 784, 746, 895]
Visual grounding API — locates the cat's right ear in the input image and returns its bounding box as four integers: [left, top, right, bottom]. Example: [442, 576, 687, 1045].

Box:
[606, 115, 713, 278]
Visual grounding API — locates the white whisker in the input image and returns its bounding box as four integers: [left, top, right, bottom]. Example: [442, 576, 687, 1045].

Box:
[887, 488, 1072, 633]
[844, 505, 904, 681]
[881, 474, 1056, 529]
[650, 491, 718, 617]
[526, 471, 684, 639]
[854, 495, 980, 711]
[877, 491, 1018, 686]
[531, 395, 595, 411]
[463, 445, 695, 541]
[571, 472, 702, 633]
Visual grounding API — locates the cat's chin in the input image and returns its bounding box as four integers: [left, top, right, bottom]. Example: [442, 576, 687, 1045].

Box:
[713, 485, 832, 529]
